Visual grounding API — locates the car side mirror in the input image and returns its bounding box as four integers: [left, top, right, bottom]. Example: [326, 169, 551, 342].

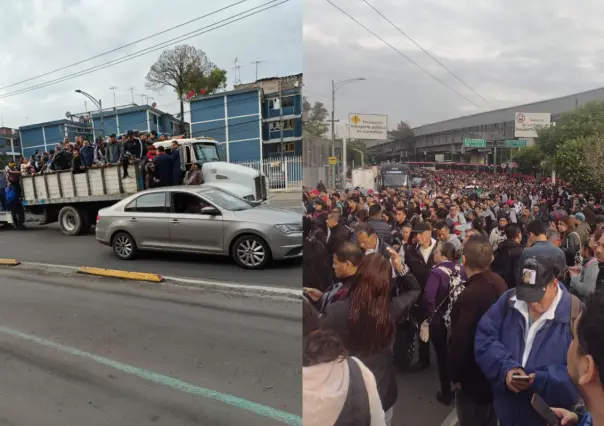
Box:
[201, 206, 220, 215]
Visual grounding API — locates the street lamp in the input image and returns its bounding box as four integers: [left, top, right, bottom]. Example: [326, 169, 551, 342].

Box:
[75, 89, 104, 136]
[331, 77, 365, 188]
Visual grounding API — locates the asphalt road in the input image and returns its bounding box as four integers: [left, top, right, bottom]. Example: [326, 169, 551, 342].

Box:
[0, 224, 301, 288]
[0, 269, 301, 425]
[392, 362, 454, 426]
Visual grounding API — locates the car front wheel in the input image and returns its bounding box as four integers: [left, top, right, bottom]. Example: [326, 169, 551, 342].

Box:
[112, 232, 137, 260]
[231, 235, 271, 269]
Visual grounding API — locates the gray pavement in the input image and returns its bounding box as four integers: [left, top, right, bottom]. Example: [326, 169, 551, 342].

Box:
[0, 224, 301, 288]
[391, 363, 454, 426]
[0, 269, 301, 425]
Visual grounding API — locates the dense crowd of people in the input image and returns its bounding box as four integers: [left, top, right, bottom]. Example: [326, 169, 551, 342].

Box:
[1, 130, 203, 228]
[302, 168, 604, 426]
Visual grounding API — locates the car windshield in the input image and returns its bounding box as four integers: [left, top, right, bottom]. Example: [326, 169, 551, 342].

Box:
[193, 142, 221, 163]
[198, 188, 252, 211]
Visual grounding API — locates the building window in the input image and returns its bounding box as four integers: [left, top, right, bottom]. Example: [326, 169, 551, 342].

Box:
[284, 142, 295, 152]
[281, 96, 294, 108]
[268, 99, 281, 110]
[269, 119, 294, 131]
[153, 115, 158, 125]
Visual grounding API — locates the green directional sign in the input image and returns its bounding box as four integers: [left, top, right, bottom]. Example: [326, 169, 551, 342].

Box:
[463, 138, 486, 148]
[504, 139, 528, 148]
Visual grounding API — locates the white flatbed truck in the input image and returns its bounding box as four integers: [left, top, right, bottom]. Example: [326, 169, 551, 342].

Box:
[19, 137, 268, 236]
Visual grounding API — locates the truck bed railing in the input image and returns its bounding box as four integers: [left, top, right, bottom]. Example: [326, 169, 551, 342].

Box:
[21, 164, 142, 206]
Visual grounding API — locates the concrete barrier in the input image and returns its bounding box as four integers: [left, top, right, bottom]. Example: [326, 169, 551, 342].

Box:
[0, 259, 21, 266]
[77, 267, 164, 283]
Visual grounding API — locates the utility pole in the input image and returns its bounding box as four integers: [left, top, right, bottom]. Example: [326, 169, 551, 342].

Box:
[109, 86, 118, 108]
[250, 61, 265, 81]
[331, 80, 336, 189]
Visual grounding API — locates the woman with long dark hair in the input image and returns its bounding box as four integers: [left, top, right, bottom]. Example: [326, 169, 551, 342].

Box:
[303, 299, 385, 426]
[322, 253, 397, 425]
[558, 216, 582, 267]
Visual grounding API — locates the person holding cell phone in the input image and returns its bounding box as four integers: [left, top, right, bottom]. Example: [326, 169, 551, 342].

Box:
[474, 251, 583, 426]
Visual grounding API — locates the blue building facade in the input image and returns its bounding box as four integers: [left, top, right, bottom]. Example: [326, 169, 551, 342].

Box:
[0, 127, 20, 165]
[189, 89, 263, 163]
[90, 105, 181, 139]
[188, 74, 303, 163]
[19, 120, 93, 159]
[19, 105, 182, 159]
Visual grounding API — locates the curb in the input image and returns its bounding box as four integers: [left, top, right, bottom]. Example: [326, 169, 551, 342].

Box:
[0, 259, 20, 266]
[77, 267, 164, 283]
[0, 261, 301, 300]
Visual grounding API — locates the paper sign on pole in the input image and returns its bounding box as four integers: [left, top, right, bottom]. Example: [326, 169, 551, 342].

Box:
[348, 113, 388, 140]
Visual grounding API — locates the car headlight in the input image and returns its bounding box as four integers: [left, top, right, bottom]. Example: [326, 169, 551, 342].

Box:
[274, 224, 302, 235]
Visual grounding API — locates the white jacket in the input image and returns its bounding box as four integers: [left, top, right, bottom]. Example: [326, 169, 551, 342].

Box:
[303, 357, 385, 426]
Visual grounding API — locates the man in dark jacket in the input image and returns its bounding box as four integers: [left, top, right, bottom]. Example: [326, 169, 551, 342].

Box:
[450, 236, 507, 426]
[122, 130, 144, 178]
[79, 140, 95, 167]
[404, 222, 438, 369]
[171, 140, 182, 185]
[152, 146, 173, 187]
[492, 224, 524, 289]
[367, 203, 393, 245]
[326, 209, 351, 256]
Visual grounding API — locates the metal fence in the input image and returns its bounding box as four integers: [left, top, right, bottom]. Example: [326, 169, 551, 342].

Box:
[233, 156, 303, 192]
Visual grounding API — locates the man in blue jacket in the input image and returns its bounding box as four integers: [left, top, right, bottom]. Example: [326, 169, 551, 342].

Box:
[474, 252, 582, 426]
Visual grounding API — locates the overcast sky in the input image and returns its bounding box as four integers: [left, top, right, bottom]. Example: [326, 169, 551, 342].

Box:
[303, 0, 604, 130]
[0, 0, 301, 129]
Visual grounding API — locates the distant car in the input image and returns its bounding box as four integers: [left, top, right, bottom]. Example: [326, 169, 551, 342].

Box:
[95, 186, 302, 269]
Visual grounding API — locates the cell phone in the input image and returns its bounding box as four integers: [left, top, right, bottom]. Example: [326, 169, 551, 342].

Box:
[512, 374, 531, 382]
[531, 393, 560, 426]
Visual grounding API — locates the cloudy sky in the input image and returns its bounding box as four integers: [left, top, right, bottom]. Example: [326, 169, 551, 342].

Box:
[0, 0, 301, 128]
[304, 0, 604, 130]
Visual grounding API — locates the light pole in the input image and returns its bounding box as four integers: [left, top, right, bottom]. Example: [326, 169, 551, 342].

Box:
[331, 77, 365, 188]
[75, 89, 104, 136]
[351, 148, 365, 167]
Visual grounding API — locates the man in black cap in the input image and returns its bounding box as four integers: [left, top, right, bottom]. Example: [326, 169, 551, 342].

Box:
[474, 253, 582, 426]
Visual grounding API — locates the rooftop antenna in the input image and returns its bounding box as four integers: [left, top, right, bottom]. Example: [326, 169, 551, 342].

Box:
[250, 61, 266, 81]
[233, 57, 244, 84]
[109, 86, 118, 108]
[84, 100, 88, 112]
[129, 87, 135, 104]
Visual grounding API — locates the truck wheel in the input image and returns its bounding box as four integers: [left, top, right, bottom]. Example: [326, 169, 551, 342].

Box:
[58, 206, 85, 236]
[112, 232, 137, 260]
[231, 235, 271, 269]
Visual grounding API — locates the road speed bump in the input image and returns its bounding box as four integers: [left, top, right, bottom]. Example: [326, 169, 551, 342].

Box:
[77, 267, 164, 283]
[0, 259, 20, 266]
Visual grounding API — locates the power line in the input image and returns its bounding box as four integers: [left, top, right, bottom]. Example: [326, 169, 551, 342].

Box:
[0, 0, 253, 91]
[0, 0, 288, 100]
[325, 0, 486, 111]
[360, 0, 497, 110]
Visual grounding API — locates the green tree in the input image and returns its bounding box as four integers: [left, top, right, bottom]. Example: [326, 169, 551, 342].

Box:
[553, 135, 602, 192]
[513, 146, 544, 176]
[145, 44, 227, 133]
[303, 98, 329, 137]
[537, 101, 604, 154]
[388, 120, 414, 140]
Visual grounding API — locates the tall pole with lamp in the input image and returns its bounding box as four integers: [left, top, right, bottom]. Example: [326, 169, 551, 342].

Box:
[331, 77, 365, 188]
[75, 90, 104, 137]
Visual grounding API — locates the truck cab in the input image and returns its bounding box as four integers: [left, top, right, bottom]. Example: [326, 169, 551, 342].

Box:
[153, 137, 268, 202]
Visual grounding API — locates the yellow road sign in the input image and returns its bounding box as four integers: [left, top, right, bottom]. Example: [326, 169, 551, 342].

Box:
[350, 115, 361, 125]
[328, 156, 337, 165]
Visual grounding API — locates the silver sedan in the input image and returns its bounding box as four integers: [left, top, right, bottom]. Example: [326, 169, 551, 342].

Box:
[95, 186, 302, 269]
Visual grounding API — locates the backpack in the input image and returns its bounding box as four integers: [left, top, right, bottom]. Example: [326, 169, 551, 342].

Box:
[504, 288, 581, 333]
[5, 186, 16, 204]
[438, 264, 466, 329]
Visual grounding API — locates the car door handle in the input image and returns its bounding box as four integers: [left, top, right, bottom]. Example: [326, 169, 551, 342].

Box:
[170, 219, 179, 224]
